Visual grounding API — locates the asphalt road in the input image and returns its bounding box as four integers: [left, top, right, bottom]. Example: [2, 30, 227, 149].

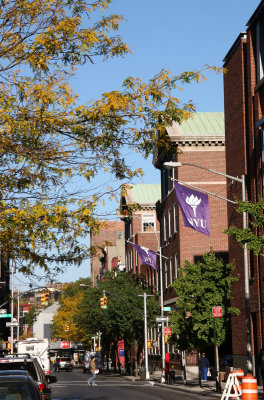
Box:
[50, 368, 208, 400]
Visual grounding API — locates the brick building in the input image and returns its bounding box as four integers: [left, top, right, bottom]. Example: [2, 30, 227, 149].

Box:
[223, 0, 264, 373]
[119, 184, 161, 288]
[153, 112, 228, 376]
[90, 221, 125, 286]
[153, 112, 228, 304]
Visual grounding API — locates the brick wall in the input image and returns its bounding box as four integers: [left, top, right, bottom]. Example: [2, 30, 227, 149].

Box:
[90, 221, 125, 286]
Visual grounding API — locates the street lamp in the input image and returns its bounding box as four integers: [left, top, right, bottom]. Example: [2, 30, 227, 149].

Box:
[163, 161, 252, 373]
[124, 213, 167, 383]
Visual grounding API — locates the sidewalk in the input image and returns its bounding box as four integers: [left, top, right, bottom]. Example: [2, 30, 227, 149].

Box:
[124, 371, 264, 399]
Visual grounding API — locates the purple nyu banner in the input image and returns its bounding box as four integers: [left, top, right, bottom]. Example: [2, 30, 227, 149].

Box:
[174, 181, 210, 236]
[130, 243, 157, 269]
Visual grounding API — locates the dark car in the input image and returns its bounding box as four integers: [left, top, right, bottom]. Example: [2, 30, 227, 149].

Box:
[0, 357, 56, 400]
[0, 374, 43, 400]
[53, 357, 72, 372]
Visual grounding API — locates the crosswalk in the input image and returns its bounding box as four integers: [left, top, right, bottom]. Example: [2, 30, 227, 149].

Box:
[53, 379, 153, 387]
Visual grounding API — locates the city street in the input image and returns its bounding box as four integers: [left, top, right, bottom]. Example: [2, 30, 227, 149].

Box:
[50, 368, 207, 400]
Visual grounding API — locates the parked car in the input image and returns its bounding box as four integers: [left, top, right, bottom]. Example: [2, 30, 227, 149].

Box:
[0, 356, 56, 399]
[53, 357, 73, 372]
[0, 374, 43, 400]
[0, 374, 44, 400]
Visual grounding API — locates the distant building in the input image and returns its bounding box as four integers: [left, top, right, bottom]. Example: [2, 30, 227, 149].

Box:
[90, 221, 125, 286]
[119, 184, 161, 288]
[33, 302, 59, 339]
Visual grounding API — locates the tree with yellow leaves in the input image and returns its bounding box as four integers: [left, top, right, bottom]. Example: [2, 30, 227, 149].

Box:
[0, 0, 222, 276]
[51, 279, 90, 343]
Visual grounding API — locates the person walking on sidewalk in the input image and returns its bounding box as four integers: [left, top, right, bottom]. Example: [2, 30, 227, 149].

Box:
[200, 353, 210, 382]
[87, 356, 97, 386]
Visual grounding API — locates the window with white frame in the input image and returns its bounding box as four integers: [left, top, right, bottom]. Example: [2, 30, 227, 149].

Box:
[169, 257, 173, 285]
[163, 214, 167, 241]
[142, 214, 155, 232]
[165, 260, 168, 289]
[168, 208, 172, 238]
[175, 253, 178, 279]
[173, 203, 177, 233]
[117, 231, 123, 239]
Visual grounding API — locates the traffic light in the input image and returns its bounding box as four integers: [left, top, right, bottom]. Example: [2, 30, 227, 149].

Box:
[41, 292, 49, 306]
[65, 324, 69, 332]
[100, 296, 107, 309]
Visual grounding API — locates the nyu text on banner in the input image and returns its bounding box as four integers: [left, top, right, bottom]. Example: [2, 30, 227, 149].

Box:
[174, 181, 210, 236]
[129, 242, 157, 269]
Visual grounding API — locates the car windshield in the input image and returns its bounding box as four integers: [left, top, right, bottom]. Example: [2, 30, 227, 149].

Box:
[0, 382, 33, 400]
[60, 359, 70, 362]
[0, 365, 37, 382]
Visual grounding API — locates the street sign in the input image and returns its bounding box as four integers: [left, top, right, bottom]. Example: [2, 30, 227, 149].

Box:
[0, 314, 11, 318]
[164, 327, 171, 335]
[156, 316, 169, 323]
[212, 306, 222, 318]
[0, 309, 7, 314]
[164, 306, 177, 311]
[6, 322, 18, 327]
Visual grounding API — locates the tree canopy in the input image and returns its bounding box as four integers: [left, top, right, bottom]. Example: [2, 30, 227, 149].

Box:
[76, 271, 160, 352]
[169, 252, 239, 351]
[51, 278, 91, 342]
[0, 0, 222, 276]
[225, 199, 264, 256]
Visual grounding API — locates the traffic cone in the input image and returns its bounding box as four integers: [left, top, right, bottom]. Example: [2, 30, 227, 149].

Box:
[242, 374, 258, 400]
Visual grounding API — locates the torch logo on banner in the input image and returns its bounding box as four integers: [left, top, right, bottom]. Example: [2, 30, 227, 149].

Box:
[174, 181, 210, 236]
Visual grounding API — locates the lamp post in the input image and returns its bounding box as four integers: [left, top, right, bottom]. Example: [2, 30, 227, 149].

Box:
[124, 214, 167, 383]
[163, 161, 252, 373]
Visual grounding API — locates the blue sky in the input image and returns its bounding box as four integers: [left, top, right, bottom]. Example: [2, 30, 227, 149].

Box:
[15, 0, 261, 289]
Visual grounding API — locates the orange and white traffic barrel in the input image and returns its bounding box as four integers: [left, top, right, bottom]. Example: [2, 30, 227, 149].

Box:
[242, 374, 258, 400]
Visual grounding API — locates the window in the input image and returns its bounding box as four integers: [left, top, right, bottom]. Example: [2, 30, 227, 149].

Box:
[257, 21, 264, 81]
[117, 231, 123, 239]
[173, 203, 177, 233]
[142, 214, 155, 232]
[169, 257, 173, 285]
[168, 208, 172, 238]
[163, 214, 167, 241]
[164, 261, 168, 289]
[175, 254, 178, 279]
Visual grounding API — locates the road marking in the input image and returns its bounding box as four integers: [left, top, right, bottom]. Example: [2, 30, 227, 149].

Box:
[53, 382, 152, 387]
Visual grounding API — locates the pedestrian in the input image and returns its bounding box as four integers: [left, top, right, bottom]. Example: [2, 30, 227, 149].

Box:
[199, 352, 210, 382]
[87, 356, 97, 386]
[259, 349, 264, 392]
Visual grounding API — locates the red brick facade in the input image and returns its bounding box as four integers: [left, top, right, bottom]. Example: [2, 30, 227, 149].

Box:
[223, 2, 264, 372]
[90, 221, 125, 286]
[154, 113, 228, 306]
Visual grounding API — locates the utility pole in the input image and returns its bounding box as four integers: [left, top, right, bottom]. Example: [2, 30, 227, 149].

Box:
[10, 260, 15, 354]
[17, 285, 20, 341]
[159, 248, 166, 383]
[138, 292, 153, 380]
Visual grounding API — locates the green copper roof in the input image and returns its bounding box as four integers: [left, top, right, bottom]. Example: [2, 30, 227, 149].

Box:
[178, 112, 224, 136]
[129, 184, 161, 205]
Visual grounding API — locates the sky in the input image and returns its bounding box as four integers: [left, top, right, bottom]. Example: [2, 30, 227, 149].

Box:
[15, 0, 261, 290]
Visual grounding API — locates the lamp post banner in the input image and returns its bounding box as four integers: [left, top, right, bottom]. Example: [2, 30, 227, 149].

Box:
[174, 181, 210, 236]
[129, 243, 157, 269]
